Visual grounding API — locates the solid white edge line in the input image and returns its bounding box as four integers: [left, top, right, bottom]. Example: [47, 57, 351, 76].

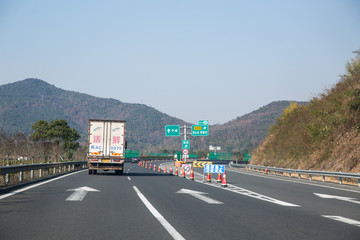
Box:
[133, 186, 185, 240]
[322, 215, 360, 228]
[227, 168, 360, 194]
[128, 177, 131, 181]
[0, 169, 87, 200]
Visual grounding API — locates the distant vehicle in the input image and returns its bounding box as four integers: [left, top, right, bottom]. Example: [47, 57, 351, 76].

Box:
[87, 119, 126, 175]
[131, 157, 139, 164]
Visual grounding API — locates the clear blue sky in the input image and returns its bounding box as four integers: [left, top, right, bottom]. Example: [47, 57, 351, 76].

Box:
[0, 0, 359, 124]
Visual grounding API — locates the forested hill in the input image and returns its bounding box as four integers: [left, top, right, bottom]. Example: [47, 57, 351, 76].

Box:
[0, 78, 187, 149]
[190, 101, 307, 153]
[252, 53, 360, 173]
[0, 78, 305, 153]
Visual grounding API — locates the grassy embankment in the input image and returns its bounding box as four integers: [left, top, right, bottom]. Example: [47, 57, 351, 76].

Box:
[252, 52, 360, 173]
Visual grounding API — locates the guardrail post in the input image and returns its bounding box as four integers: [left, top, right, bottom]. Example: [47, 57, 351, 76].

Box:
[309, 174, 312, 181]
[31, 170, 34, 179]
[59, 166, 61, 173]
[68, 165, 71, 172]
[53, 167, 56, 174]
[5, 173, 9, 185]
[39, 169, 42, 178]
[339, 171, 342, 184]
[19, 171, 23, 182]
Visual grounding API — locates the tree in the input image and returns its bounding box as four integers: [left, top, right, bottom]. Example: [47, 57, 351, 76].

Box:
[48, 120, 80, 161]
[30, 119, 80, 161]
[30, 120, 50, 161]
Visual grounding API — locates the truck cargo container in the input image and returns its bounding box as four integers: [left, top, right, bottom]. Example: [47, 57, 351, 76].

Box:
[87, 119, 126, 175]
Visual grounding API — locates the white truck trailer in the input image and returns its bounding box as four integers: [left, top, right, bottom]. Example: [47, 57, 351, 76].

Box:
[87, 119, 126, 175]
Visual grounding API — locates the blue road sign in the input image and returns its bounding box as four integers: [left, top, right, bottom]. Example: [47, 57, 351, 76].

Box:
[204, 165, 225, 173]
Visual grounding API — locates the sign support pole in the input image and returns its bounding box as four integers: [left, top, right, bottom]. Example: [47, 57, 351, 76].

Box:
[183, 125, 187, 162]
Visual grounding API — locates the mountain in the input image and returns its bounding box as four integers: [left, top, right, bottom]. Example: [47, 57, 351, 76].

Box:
[0, 78, 187, 150]
[189, 101, 307, 153]
[0, 78, 304, 153]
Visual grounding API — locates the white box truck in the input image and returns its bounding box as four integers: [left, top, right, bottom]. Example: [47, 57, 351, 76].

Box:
[87, 119, 126, 175]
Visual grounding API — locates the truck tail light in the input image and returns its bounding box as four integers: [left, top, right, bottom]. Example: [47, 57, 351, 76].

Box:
[113, 159, 120, 162]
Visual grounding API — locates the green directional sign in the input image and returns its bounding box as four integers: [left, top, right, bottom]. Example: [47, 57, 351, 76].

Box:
[182, 140, 190, 149]
[199, 120, 209, 126]
[165, 125, 180, 136]
[191, 125, 209, 136]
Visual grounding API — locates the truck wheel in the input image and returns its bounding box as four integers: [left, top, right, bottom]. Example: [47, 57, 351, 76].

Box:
[93, 170, 97, 175]
[88, 169, 93, 175]
[120, 169, 124, 175]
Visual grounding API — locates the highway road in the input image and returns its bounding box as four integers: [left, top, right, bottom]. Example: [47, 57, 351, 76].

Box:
[0, 161, 359, 240]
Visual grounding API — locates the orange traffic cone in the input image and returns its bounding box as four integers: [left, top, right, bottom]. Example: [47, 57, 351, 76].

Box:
[221, 172, 227, 187]
[153, 164, 156, 171]
[181, 168, 186, 178]
[217, 173, 222, 183]
[145, 162, 148, 168]
[164, 166, 167, 173]
[265, 168, 268, 174]
[175, 167, 178, 176]
[158, 165, 161, 172]
[206, 172, 211, 182]
[190, 168, 194, 180]
[149, 163, 151, 169]
[169, 166, 173, 174]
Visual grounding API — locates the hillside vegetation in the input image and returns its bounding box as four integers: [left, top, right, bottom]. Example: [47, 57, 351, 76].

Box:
[191, 101, 306, 155]
[252, 52, 360, 173]
[0, 79, 303, 154]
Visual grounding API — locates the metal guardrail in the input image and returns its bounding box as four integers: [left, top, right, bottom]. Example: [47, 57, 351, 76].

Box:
[0, 161, 87, 187]
[230, 163, 360, 187]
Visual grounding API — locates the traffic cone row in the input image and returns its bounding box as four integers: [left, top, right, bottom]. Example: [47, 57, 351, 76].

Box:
[139, 161, 227, 186]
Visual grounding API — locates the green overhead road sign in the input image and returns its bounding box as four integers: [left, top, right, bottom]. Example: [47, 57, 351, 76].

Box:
[191, 125, 209, 136]
[182, 140, 190, 149]
[199, 120, 209, 125]
[165, 125, 180, 136]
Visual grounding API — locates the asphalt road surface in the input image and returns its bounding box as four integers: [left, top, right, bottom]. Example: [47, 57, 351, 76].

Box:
[0, 161, 359, 240]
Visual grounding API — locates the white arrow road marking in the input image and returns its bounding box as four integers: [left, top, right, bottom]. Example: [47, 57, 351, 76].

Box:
[66, 186, 100, 201]
[322, 215, 360, 228]
[176, 188, 224, 204]
[314, 193, 360, 205]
